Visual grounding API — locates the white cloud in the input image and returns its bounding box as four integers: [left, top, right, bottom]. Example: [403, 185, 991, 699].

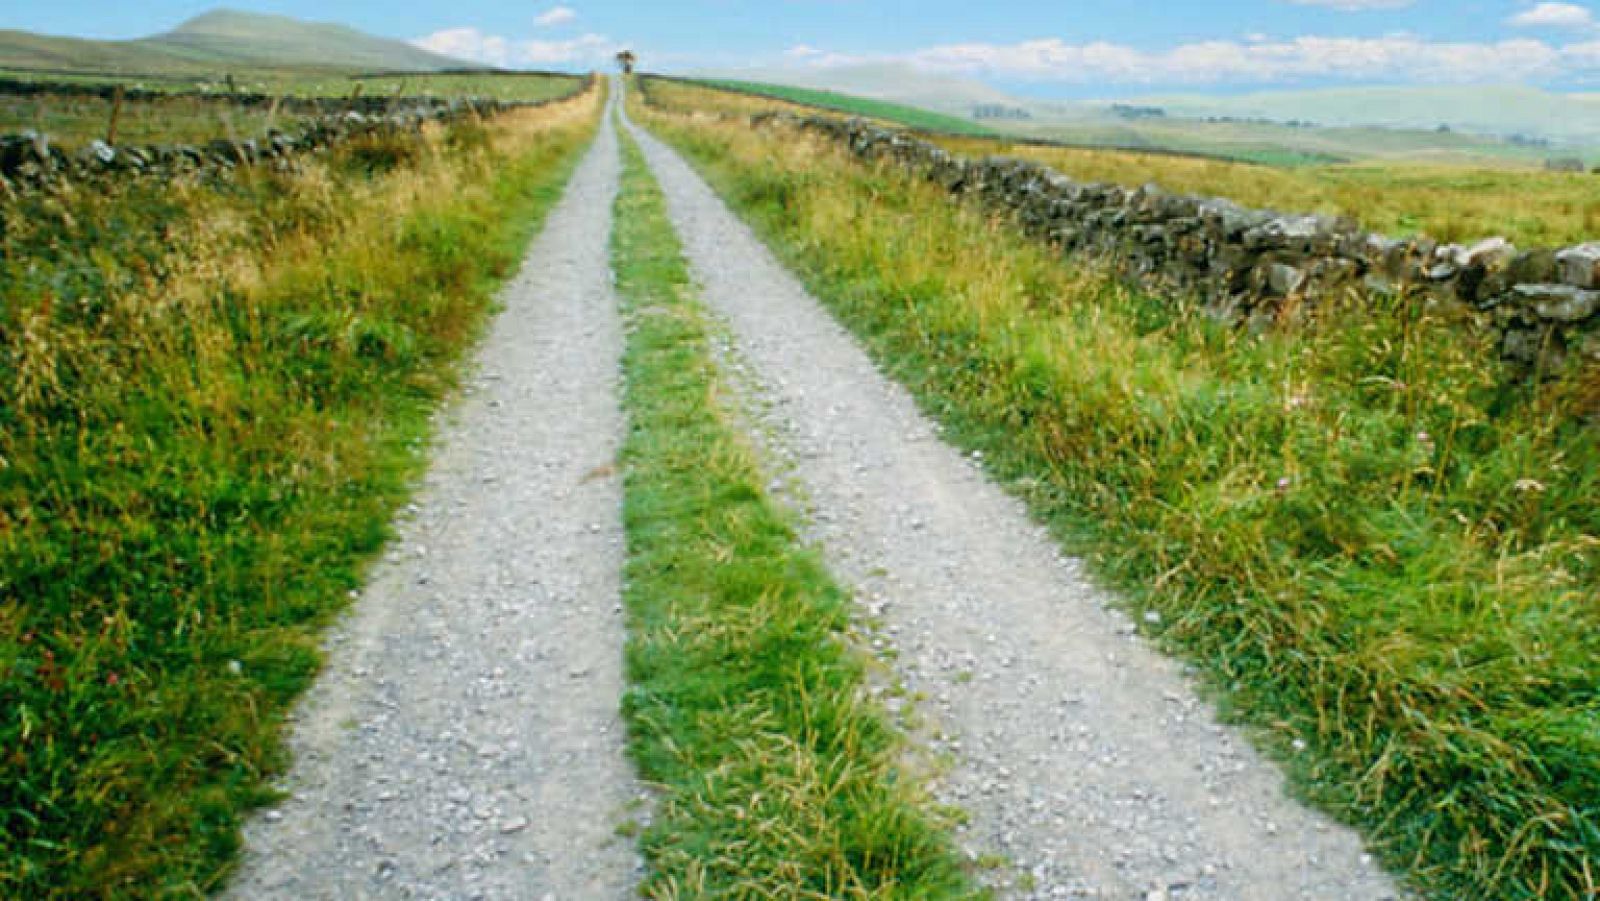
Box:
[786, 44, 867, 68]
[520, 33, 616, 65]
[534, 6, 578, 27]
[413, 27, 618, 68]
[841, 34, 1597, 85]
[1509, 2, 1596, 28]
[1281, 0, 1415, 9]
[415, 27, 514, 67]
[1564, 38, 1600, 61]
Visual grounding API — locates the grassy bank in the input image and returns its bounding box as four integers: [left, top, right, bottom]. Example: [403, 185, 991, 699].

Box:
[611, 125, 974, 897]
[633, 98, 1600, 899]
[0, 85, 601, 896]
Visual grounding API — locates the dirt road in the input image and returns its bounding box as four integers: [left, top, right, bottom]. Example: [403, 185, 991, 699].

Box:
[622, 106, 1398, 901]
[228, 100, 639, 900]
[230, 87, 1399, 900]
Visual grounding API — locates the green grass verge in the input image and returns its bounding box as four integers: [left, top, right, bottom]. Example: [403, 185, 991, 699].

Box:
[0, 96, 599, 895]
[610, 125, 976, 898]
[636, 107, 1600, 899]
[696, 78, 998, 137]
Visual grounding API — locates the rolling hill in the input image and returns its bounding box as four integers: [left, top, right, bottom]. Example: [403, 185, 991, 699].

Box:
[694, 62, 1018, 116]
[1126, 84, 1600, 145]
[0, 9, 477, 76]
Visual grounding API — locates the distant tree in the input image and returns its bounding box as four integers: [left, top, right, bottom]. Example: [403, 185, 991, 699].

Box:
[616, 50, 636, 74]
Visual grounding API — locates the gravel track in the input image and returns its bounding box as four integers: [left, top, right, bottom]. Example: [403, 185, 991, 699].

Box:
[227, 101, 639, 900]
[623, 109, 1401, 900]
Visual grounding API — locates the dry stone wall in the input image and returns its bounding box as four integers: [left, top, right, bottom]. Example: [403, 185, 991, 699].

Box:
[0, 75, 594, 194]
[754, 112, 1600, 372]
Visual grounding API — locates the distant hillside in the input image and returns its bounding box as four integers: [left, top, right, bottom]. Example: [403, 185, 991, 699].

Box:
[146, 10, 474, 71]
[0, 9, 476, 76]
[1125, 85, 1600, 144]
[699, 78, 997, 136]
[693, 63, 1017, 117]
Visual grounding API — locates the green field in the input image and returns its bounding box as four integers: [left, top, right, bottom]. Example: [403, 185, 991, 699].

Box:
[999, 115, 1582, 168]
[0, 91, 308, 148]
[0, 69, 585, 101]
[0, 73, 587, 151]
[697, 78, 999, 136]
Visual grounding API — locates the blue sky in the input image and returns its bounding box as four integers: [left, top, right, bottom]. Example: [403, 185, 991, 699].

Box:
[7, 2, 1600, 95]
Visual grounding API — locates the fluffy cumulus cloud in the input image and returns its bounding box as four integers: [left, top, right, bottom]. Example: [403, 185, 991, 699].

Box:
[786, 44, 867, 67]
[777, 33, 1600, 85]
[414, 27, 618, 67]
[1509, 2, 1597, 29]
[534, 6, 578, 27]
[520, 33, 616, 64]
[415, 27, 515, 67]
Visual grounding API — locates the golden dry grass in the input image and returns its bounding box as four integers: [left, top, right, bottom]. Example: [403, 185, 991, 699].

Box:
[931, 136, 1600, 247]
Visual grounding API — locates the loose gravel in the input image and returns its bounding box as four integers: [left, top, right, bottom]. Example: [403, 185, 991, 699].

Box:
[623, 108, 1403, 901]
[227, 102, 640, 900]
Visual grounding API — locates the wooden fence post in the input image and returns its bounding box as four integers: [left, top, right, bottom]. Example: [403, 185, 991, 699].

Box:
[106, 85, 124, 146]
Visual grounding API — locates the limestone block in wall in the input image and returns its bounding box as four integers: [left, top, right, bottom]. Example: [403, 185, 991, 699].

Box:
[1516, 284, 1600, 322]
[1266, 261, 1307, 296]
[1556, 242, 1600, 288]
[1459, 236, 1516, 269]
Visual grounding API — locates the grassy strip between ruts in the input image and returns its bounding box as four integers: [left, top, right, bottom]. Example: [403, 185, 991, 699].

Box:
[1, 87, 601, 895]
[632, 96, 1600, 899]
[611, 124, 975, 898]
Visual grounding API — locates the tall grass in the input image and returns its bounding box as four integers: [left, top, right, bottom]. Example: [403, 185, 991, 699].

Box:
[0, 86, 602, 896]
[635, 98, 1600, 899]
[612, 126, 975, 898]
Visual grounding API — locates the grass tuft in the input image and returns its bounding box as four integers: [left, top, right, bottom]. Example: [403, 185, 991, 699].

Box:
[611, 123, 976, 898]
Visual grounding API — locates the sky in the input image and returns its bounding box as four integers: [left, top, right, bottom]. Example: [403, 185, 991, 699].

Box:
[7, 1, 1600, 96]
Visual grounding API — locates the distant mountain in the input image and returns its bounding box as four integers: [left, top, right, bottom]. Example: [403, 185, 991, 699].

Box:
[1122, 85, 1600, 144]
[0, 8, 477, 76]
[145, 10, 474, 71]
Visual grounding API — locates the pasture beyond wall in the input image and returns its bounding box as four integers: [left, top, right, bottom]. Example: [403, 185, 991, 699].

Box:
[0, 75, 595, 194]
[755, 112, 1600, 373]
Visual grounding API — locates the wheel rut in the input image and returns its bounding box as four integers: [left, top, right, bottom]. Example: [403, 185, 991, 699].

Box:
[621, 106, 1400, 900]
[228, 99, 639, 900]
